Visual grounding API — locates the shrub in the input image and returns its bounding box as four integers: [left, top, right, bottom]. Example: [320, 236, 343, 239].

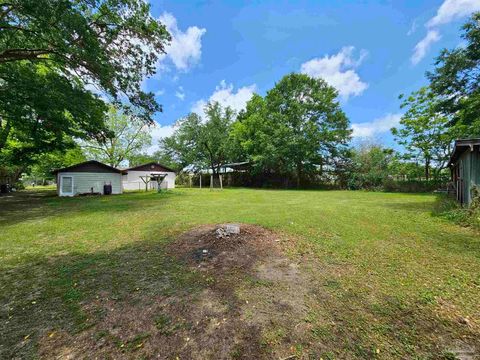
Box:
[383, 179, 446, 193]
[433, 192, 480, 230]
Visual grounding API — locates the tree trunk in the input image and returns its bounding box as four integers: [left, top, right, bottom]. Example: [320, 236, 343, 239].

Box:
[210, 166, 217, 188]
[425, 158, 430, 181]
[296, 162, 302, 188]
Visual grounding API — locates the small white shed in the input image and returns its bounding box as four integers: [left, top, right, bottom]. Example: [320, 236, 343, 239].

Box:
[122, 162, 176, 191]
[53, 160, 124, 197]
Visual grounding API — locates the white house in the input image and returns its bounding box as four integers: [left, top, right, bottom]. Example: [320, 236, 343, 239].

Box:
[122, 162, 176, 191]
[54, 160, 124, 197]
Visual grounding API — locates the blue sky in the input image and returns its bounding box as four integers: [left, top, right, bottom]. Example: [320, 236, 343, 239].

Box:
[142, 0, 480, 151]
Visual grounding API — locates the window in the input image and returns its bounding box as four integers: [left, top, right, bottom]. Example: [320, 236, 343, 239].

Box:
[60, 176, 73, 196]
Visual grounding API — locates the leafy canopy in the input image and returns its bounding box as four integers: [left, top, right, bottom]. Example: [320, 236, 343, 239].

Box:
[233, 73, 351, 186]
[392, 87, 462, 179]
[0, 0, 170, 120]
[82, 106, 152, 168]
[0, 0, 170, 165]
[427, 12, 480, 131]
[161, 102, 236, 175]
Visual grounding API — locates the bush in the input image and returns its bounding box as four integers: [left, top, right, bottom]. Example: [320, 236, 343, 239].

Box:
[13, 182, 25, 191]
[433, 193, 480, 230]
[382, 179, 446, 193]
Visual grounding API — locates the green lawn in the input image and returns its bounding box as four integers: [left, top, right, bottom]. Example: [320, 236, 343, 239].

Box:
[1, 188, 479, 359]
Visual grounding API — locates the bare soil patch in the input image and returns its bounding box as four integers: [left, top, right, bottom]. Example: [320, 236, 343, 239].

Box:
[38, 224, 316, 359]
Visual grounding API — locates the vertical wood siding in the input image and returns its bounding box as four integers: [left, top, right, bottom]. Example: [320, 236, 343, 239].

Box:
[459, 148, 480, 205]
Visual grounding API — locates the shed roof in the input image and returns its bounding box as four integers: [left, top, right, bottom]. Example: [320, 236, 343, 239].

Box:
[448, 138, 480, 167]
[52, 160, 126, 174]
[125, 162, 176, 173]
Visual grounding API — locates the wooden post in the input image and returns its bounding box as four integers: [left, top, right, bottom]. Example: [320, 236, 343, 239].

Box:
[199, 174, 202, 189]
[189, 175, 192, 188]
[219, 174, 223, 189]
[210, 175, 213, 189]
[140, 175, 150, 192]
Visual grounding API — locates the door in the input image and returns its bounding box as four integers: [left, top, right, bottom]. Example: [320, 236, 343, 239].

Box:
[60, 175, 74, 196]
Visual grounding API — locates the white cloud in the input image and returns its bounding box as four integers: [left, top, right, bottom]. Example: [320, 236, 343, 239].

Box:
[175, 86, 185, 101]
[155, 89, 165, 96]
[412, 0, 480, 64]
[427, 0, 480, 27]
[351, 113, 402, 138]
[158, 12, 206, 71]
[192, 80, 257, 120]
[300, 46, 368, 99]
[145, 122, 175, 155]
[407, 19, 418, 36]
[411, 30, 441, 65]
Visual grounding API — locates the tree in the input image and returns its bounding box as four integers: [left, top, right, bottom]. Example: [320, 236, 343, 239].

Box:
[347, 144, 394, 190]
[427, 12, 480, 132]
[0, 63, 107, 160]
[28, 147, 86, 185]
[391, 87, 459, 180]
[82, 106, 152, 167]
[0, 0, 169, 120]
[388, 157, 425, 181]
[233, 73, 351, 187]
[0, 0, 170, 160]
[232, 94, 275, 176]
[161, 102, 235, 180]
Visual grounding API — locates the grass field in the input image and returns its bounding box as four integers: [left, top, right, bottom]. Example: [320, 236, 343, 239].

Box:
[1, 188, 479, 359]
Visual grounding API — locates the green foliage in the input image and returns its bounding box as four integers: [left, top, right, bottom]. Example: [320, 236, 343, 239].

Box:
[82, 106, 152, 167]
[427, 12, 480, 131]
[346, 144, 393, 190]
[382, 179, 446, 193]
[0, 0, 169, 122]
[161, 102, 235, 175]
[433, 193, 480, 229]
[233, 73, 351, 187]
[392, 87, 458, 180]
[27, 147, 86, 184]
[0, 0, 170, 165]
[0, 63, 107, 163]
[388, 157, 426, 180]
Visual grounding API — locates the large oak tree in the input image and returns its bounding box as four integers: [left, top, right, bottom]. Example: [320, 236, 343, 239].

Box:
[233, 73, 351, 187]
[0, 0, 170, 163]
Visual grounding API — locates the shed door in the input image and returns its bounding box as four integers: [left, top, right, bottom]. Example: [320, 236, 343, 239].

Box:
[60, 176, 74, 196]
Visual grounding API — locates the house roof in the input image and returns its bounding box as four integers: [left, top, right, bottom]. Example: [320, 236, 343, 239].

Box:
[52, 160, 126, 174]
[126, 162, 176, 173]
[448, 138, 480, 167]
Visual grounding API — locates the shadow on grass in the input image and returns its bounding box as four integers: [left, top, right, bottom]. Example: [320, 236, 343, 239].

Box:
[0, 235, 266, 359]
[0, 238, 192, 358]
[1, 232, 479, 359]
[0, 189, 185, 227]
[379, 199, 436, 213]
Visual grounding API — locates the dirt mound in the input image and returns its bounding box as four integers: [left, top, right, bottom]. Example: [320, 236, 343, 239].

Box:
[38, 224, 314, 359]
[165, 224, 312, 359]
[171, 223, 281, 270]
